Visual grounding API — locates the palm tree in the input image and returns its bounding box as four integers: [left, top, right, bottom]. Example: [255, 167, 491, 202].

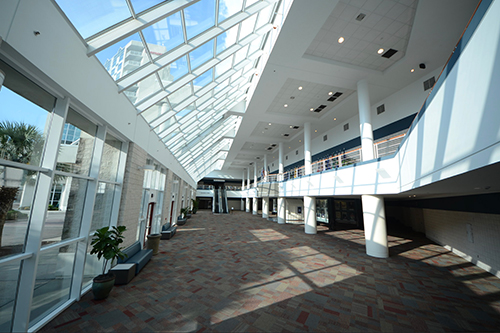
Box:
[0, 121, 44, 248]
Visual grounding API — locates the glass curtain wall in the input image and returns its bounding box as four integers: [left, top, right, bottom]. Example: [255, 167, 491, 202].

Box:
[0, 59, 126, 332]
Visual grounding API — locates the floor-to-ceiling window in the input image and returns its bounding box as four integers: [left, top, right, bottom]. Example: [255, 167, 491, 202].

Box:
[0, 58, 127, 332]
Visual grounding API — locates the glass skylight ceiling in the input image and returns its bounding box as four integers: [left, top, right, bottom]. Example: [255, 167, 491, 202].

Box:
[55, 0, 284, 180]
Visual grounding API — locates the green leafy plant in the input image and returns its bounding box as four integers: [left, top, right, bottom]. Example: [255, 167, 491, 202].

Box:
[180, 207, 189, 218]
[191, 198, 199, 214]
[90, 226, 127, 276]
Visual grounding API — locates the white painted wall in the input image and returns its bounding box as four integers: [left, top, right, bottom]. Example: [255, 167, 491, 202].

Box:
[0, 0, 196, 188]
[285, 198, 303, 221]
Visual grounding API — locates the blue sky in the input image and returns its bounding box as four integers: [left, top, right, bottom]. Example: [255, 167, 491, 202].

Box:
[0, 87, 50, 133]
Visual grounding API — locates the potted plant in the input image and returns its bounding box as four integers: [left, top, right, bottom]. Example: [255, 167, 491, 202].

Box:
[90, 225, 127, 300]
[191, 199, 199, 214]
[177, 208, 188, 225]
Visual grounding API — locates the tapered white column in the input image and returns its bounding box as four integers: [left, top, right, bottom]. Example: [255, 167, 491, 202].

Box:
[304, 122, 312, 175]
[241, 170, 245, 210]
[247, 167, 250, 189]
[246, 197, 250, 212]
[357, 79, 375, 161]
[362, 195, 388, 258]
[254, 161, 257, 186]
[263, 154, 268, 181]
[252, 197, 258, 215]
[304, 196, 317, 234]
[279, 142, 284, 180]
[262, 197, 269, 219]
[278, 143, 285, 223]
[277, 198, 285, 224]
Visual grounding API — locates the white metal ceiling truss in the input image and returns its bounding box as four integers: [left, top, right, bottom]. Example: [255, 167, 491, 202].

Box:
[78, 0, 281, 179]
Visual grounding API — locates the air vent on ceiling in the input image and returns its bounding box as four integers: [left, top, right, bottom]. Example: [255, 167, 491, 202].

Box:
[272, 163, 274, 167]
[344, 123, 349, 131]
[381, 48, 398, 58]
[423, 76, 436, 91]
[292, 126, 300, 129]
[267, 147, 272, 150]
[271, 143, 277, 147]
[286, 156, 288, 160]
[314, 108, 321, 112]
[318, 105, 327, 109]
[356, 13, 366, 21]
[327, 96, 337, 102]
[377, 104, 385, 115]
[256, 157, 260, 159]
[333, 92, 343, 97]
[323, 134, 328, 141]
[283, 133, 289, 137]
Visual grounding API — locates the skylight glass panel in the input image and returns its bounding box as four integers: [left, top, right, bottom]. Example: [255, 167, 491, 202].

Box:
[162, 129, 180, 142]
[238, 13, 258, 40]
[151, 111, 176, 129]
[196, 91, 213, 105]
[184, 0, 216, 41]
[216, 25, 239, 55]
[214, 56, 233, 79]
[189, 40, 214, 71]
[130, 0, 166, 15]
[179, 110, 198, 125]
[158, 56, 189, 86]
[176, 103, 195, 120]
[134, 73, 163, 105]
[96, 33, 146, 81]
[193, 69, 213, 93]
[168, 84, 192, 107]
[216, 78, 230, 91]
[55, 0, 131, 39]
[182, 121, 198, 134]
[234, 45, 249, 66]
[245, 0, 260, 9]
[248, 35, 264, 55]
[255, 4, 274, 30]
[218, 0, 244, 24]
[142, 11, 184, 59]
[141, 98, 170, 122]
[243, 61, 255, 74]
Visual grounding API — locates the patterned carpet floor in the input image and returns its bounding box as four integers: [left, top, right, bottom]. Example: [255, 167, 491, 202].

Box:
[41, 210, 500, 332]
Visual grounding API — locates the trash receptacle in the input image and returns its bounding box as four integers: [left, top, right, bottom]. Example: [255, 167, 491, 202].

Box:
[147, 233, 161, 255]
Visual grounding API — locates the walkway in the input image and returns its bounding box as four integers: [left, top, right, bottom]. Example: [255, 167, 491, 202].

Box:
[41, 211, 500, 332]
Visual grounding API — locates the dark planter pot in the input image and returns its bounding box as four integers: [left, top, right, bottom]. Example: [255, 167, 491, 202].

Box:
[177, 216, 187, 226]
[92, 273, 115, 300]
[186, 213, 192, 219]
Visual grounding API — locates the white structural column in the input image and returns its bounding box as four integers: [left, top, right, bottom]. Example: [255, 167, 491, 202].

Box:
[241, 170, 245, 210]
[361, 195, 389, 258]
[304, 122, 312, 174]
[252, 197, 258, 215]
[277, 142, 285, 224]
[246, 168, 250, 212]
[357, 79, 375, 161]
[262, 197, 269, 219]
[263, 154, 268, 181]
[303, 122, 316, 234]
[254, 161, 257, 186]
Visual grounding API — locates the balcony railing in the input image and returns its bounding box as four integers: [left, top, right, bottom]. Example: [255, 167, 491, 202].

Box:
[197, 185, 214, 190]
[256, 131, 407, 184]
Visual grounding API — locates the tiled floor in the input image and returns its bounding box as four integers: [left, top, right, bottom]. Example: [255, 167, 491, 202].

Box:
[41, 211, 500, 332]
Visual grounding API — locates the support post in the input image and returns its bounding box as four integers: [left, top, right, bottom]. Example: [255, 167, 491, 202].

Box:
[362, 195, 388, 258]
[252, 197, 258, 215]
[304, 122, 312, 175]
[262, 197, 269, 219]
[357, 79, 375, 161]
[303, 196, 317, 234]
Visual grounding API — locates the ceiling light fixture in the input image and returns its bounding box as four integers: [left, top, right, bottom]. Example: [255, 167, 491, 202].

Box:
[338, 37, 344, 43]
[334, 118, 337, 120]
[411, 68, 415, 73]
[290, 125, 293, 128]
[315, 130, 318, 132]
[269, 123, 272, 125]
[328, 92, 333, 95]
[310, 108, 314, 111]
[298, 86, 303, 90]
[299, 140, 301, 142]
[377, 48, 384, 54]
[284, 104, 288, 107]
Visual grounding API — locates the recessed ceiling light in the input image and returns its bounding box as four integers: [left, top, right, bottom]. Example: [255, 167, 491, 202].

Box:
[289, 147, 291, 149]
[284, 104, 288, 107]
[262, 131, 265, 133]
[328, 92, 333, 95]
[298, 86, 303, 90]
[290, 125, 293, 128]
[334, 118, 337, 120]
[310, 108, 314, 111]
[377, 48, 384, 54]
[269, 123, 272, 125]
[299, 140, 301, 142]
[315, 130, 318, 132]
[338, 37, 344, 43]
[411, 68, 415, 73]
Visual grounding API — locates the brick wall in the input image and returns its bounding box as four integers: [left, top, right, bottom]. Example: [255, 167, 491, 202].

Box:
[423, 209, 500, 278]
[117, 142, 146, 248]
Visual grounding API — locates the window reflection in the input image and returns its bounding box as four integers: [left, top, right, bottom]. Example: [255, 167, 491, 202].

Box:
[0, 261, 21, 331]
[98, 134, 122, 182]
[90, 182, 116, 233]
[0, 166, 35, 258]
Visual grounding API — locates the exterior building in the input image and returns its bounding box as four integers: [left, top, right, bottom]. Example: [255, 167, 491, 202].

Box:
[0, 0, 499, 332]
